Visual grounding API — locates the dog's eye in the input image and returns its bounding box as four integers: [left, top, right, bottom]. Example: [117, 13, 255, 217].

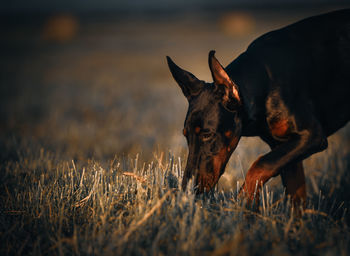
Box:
[201, 132, 214, 142]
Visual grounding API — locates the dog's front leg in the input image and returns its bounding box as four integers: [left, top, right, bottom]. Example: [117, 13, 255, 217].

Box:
[242, 127, 327, 208]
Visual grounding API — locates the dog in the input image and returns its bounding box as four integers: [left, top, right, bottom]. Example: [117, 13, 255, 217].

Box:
[166, 9, 350, 206]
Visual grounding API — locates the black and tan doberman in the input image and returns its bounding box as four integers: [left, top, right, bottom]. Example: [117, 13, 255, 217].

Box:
[167, 9, 350, 206]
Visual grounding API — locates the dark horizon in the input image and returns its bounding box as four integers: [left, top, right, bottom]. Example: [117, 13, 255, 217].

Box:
[1, 0, 350, 14]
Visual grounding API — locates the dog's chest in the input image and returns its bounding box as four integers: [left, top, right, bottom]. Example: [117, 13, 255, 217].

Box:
[265, 90, 294, 140]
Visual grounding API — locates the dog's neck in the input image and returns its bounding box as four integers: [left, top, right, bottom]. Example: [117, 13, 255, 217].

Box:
[225, 51, 270, 137]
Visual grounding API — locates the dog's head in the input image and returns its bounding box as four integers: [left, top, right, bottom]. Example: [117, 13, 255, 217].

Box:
[167, 51, 242, 193]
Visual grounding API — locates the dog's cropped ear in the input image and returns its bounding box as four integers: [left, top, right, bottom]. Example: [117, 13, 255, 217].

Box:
[167, 56, 203, 99]
[208, 51, 241, 108]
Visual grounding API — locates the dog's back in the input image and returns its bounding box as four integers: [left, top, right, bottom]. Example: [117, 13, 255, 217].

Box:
[244, 9, 350, 136]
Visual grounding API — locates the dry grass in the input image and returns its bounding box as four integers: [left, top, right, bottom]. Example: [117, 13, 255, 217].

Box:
[1, 138, 349, 255]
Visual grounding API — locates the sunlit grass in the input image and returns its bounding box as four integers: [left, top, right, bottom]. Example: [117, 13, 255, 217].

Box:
[1, 137, 349, 255]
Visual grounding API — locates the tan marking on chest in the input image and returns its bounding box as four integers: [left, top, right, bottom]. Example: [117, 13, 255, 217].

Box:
[270, 119, 290, 137]
[195, 127, 201, 134]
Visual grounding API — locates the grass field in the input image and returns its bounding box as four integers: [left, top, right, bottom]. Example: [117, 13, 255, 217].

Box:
[1, 7, 350, 255]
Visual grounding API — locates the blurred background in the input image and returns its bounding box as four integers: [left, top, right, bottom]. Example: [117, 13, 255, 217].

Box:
[1, 1, 349, 176]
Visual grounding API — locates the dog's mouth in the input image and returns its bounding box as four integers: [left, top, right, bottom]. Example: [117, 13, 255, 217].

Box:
[194, 171, 221, 193]
[182, 139, 240, 193]
[182, 165, 222, 193]
[182, 149, 229, 193]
